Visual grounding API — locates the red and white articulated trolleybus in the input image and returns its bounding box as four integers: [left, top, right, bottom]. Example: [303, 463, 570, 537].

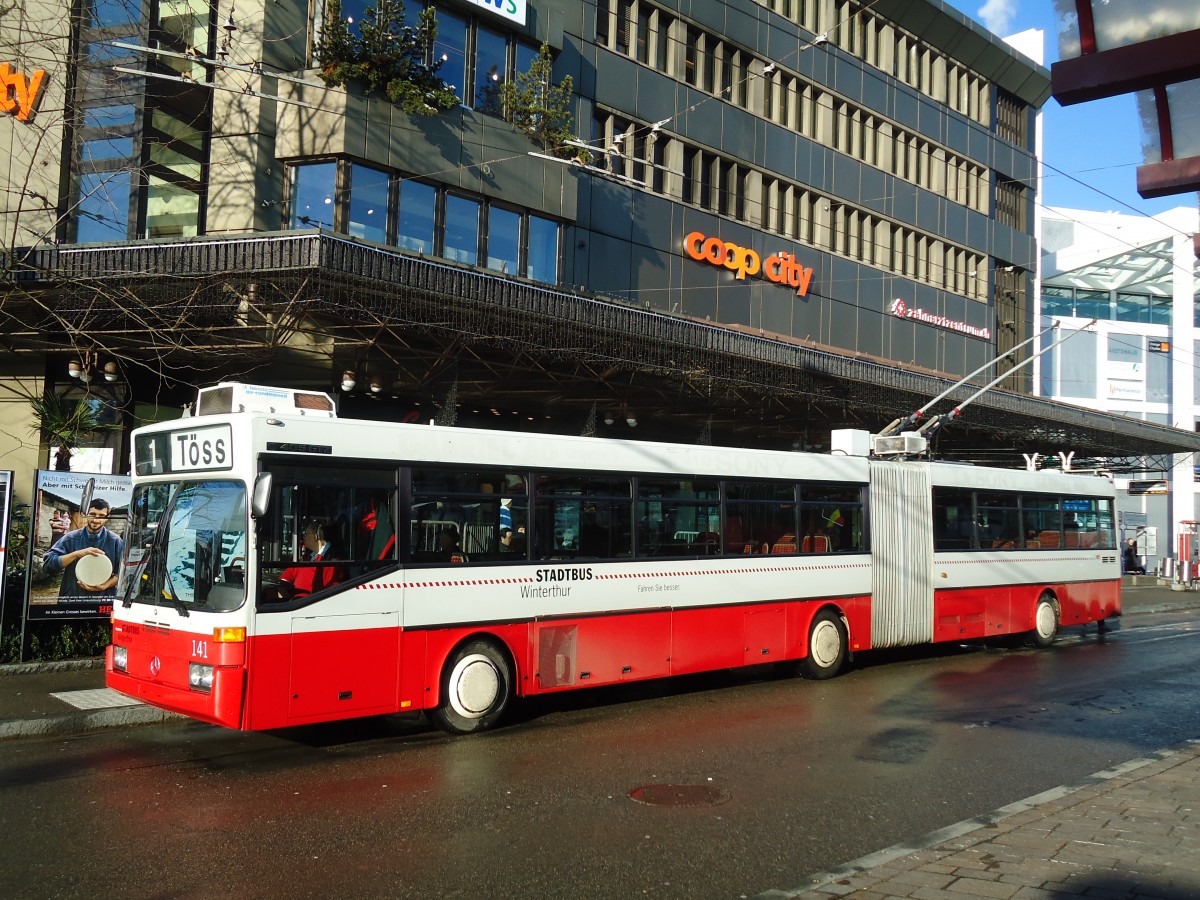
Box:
[107, 383, 1120, 734]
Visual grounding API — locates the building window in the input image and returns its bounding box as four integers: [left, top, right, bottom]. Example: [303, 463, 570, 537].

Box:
[396, 178, 436, 252]
[1075, 289, 1112, 320]
[333, 0, 369, 34]
[289, 161, 337, 230]
[515, 40, 539, 75]
[144, 105, 205, 239]
[527, 214, 559, 283]
[474, 24, 507, 113]
[75, 171, 133, 243]
[434, 8, 468, 99]
[1042, 285, 1074, 317]
[287, 160, 559, 283]
[995, 89, 1029, 147]
[347, 163, 390, 243]
[486, 206, 520, 273]
[994, 176, 1027, 230]
[69, 3, 146, 243]
[443, 194, 480, 265]
[145, 174, 200, 239]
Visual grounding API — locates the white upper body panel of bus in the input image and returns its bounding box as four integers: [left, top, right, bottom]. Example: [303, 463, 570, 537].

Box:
[130, 383, 1114, 496]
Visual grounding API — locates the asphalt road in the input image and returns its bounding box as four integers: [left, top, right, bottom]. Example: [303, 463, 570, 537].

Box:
[2, 607, 1199, 899]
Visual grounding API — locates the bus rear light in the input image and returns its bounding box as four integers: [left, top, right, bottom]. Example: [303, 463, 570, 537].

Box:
[113, 646, 128, 672]
[213, 627, 246, 643]
[188, 663, 215, 692]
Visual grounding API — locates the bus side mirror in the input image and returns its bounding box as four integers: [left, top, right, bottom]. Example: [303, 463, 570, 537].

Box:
[251, 473, 273, 519]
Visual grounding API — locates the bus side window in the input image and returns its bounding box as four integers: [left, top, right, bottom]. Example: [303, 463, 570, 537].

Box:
[258, 465, 399, 601]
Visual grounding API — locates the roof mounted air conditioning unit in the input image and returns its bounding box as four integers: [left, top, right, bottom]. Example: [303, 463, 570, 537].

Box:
[195, 383, 337, 418]
[872, 433, 928, 457]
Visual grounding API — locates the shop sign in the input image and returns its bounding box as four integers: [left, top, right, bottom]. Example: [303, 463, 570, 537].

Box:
[1107, 379, 1144, 401]
[0, 62, 46, 122]
[889, 298, 991, 339]
[1148, 339, 1170, 353]
[683, 231, 814, 296]
[465, 0, 526, 25]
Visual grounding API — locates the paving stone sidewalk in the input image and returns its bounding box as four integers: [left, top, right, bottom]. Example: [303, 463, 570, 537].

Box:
[771, 741, 1200, 899]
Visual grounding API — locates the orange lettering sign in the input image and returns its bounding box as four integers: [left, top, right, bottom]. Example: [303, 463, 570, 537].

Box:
[1, 62, 47, 122]
[684, 231, 813, 296]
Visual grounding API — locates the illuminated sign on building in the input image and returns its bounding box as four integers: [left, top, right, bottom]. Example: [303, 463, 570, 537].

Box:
[0, 62, 46, 122]
[464, 0, 526, 26]
[683, 231, 814, 296]
[890, 298, 992, 340]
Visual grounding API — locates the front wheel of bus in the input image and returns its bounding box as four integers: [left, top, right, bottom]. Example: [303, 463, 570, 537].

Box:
[1027, 595, 1059, 649]
[429, 640, 513, 735]
[801, 609, 847, 679]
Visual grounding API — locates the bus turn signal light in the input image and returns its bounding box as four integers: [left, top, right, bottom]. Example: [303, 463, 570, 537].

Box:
[213, 627, 246, 643]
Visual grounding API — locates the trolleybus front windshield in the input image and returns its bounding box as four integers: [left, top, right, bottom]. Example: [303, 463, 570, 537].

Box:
[122, 481, 249, 612]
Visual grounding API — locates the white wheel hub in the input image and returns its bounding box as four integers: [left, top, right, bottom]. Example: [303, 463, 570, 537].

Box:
[1035, 601, 1056, 639]
[810, 620, 842, 668]
[448, 653, 500, 719]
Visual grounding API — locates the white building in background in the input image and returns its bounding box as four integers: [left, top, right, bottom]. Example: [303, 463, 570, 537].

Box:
[1038, 206, 1200, 571]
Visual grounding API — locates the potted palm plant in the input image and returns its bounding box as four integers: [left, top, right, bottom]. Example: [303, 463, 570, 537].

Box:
[28, 392, 119, 471]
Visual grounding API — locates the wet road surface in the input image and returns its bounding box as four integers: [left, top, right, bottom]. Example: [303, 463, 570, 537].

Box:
[2, 611, 1198, 899]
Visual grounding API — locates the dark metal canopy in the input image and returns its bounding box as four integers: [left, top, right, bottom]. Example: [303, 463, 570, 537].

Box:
[4, 232, 1198, 471]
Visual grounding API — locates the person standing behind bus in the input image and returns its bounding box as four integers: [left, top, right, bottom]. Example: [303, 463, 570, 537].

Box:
[279, 521, 344, 598]
[1123, 538, 1145, 575]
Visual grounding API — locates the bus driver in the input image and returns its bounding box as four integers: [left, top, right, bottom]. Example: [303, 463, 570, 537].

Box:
[278, 521, 344, 599]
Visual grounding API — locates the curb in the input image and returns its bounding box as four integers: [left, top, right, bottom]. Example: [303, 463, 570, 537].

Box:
[0, 658, 104, 676]
[0, 703, 184, 740]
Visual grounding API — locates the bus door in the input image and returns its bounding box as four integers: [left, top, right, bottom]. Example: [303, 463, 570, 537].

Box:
[868, 460, 934, 648]
[255, 461, 403, 722]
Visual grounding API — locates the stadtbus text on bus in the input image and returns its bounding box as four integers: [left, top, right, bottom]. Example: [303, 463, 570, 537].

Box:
[107, 383, 1120, 734]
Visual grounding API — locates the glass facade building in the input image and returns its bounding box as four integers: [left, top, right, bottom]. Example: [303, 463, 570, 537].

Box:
[1038, 205, 1200, 570]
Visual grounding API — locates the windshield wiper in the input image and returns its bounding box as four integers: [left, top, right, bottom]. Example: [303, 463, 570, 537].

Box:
[160, 565, 191, 618]
[122, 487, 191, 617]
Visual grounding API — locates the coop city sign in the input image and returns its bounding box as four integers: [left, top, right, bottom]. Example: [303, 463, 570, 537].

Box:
[0, 62, 45, 122]
[683, 231, 814, 296]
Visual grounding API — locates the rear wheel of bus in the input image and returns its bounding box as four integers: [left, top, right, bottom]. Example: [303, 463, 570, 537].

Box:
[1026, 593, 1059, 649]
[428, 639, 513, 734]
[801, 608, 848, 679]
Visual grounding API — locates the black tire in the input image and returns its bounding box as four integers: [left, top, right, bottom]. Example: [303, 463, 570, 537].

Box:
[1026, 595, 1059, 649]
[428, 640, 513, 734]
[801, 609, 848, 679]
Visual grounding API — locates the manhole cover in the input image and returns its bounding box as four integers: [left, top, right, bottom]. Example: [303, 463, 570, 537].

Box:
[629, 784, 730, 807]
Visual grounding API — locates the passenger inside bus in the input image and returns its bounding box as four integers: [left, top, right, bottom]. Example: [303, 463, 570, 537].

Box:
[277, 521, 345, 599]
[437, 525, 468, 563]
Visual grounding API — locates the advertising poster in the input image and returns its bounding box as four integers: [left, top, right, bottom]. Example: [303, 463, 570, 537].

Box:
[27, 470, 132, 619]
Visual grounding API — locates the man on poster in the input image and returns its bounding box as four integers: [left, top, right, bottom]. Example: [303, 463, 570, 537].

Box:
[42, 499, 124, 597]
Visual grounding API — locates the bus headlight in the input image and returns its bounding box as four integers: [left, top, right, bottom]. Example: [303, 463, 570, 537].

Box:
[113, 646, 128, 672]
[188, 662, 214, 692]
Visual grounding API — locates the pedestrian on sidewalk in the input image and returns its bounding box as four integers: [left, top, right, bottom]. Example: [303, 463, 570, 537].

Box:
[1123, 538, 1145, 575]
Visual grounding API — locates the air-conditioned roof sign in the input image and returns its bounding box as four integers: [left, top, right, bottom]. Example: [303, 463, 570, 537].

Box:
[464, 0, 526, 26]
